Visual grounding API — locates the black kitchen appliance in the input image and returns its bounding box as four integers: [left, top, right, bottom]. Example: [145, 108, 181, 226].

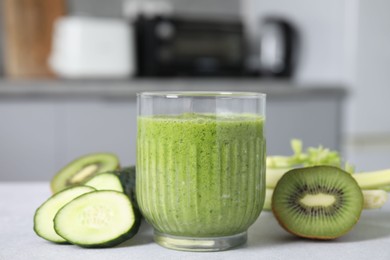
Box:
[134, 16, 246, 77]
[259, 17, 298, 78]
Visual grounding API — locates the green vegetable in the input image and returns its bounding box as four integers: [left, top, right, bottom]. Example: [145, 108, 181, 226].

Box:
[35, 151, 142, 248]
[34, 186, 96, 243]
[112, 166, 141, 219]
[353, 169, 390, 189]
[54, 190, 141, 248]
[265, 139, 389, 215]
[266, 139, 354, 171]
[266, 168, 290, 189]
[362, 190, 388, 209]
[114, 166, 137, 206]
[267, 168, 390, 190]
[266, 139, 390, 190]
[84, 172, 124, 192]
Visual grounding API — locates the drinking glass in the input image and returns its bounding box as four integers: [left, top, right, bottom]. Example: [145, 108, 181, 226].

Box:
[137, 91, 266, 251]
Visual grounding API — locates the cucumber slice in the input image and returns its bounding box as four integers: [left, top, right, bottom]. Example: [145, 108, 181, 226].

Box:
[54, 190, 141, 248]
[51, 153, 120, 194]
[115, 167, 137, 204]
[84, 172, 124, 192]
[114, 166, 142, 219]
[34, 185, 96, 243]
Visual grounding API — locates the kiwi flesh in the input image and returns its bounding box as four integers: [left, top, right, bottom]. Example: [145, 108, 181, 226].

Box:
[50, 153, 119, 194]
[272, 166, 364, 240]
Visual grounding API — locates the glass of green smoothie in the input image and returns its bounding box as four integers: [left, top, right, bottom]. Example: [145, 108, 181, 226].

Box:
[136, 92, 266, 251]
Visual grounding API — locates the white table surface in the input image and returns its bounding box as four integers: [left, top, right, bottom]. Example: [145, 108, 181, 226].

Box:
[1, 182, 390, 260]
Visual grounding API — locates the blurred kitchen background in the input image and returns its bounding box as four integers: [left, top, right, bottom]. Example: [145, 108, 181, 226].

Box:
[0, 0, 389, 181]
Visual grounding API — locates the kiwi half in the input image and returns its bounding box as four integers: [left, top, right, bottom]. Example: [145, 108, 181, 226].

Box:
[272, 166, 364, 240]
[50, 153, 119, 194]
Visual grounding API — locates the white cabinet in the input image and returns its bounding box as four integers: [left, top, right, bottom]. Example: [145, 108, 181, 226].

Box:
[0, 82, 345, 181]
[0, 101, 59, 180]
[60, 100, 137, 167]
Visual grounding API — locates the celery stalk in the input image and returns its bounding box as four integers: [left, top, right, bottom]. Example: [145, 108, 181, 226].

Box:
[266, 139, 356, 189]
[353, 169, 390, 189]
[264, 139, 390, 209]
[266, 168, 291, 189]
[362, 190, 388, 209]
[266, 156, 292, 168]
[263, 189, 274, 211]
[378, 185, 390, 192]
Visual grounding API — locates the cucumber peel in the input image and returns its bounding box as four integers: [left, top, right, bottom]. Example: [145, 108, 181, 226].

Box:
[114, 166, 136, 199]
[113, 166, 139, 209]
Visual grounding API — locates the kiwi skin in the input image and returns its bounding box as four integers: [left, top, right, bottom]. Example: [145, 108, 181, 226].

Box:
[271, 166, 364, 240]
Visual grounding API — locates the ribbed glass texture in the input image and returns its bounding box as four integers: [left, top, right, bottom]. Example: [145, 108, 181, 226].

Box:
[137, 113, 265, 237]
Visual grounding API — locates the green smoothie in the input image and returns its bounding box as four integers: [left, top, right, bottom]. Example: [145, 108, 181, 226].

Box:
[136, 113, 265, 237]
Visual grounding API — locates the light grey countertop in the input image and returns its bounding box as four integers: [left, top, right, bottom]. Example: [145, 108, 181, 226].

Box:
[1, 182, 390, 260]
[0, 79, 347, 100]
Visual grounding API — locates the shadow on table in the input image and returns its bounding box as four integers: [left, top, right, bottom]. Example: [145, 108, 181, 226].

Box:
[117, 220, 154, 248]
[244, 212, 302, 249]
[337, 210, 390, 243]
[245, 210, 390, 249]
[118, 209, 390, 248]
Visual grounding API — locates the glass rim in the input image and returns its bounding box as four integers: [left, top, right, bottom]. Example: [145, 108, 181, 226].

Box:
[137, 91, 266, 99]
